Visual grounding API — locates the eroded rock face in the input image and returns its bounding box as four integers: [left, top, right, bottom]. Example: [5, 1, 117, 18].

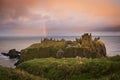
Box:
[8, 49, 20, 59]
[94, 40, 106, 57]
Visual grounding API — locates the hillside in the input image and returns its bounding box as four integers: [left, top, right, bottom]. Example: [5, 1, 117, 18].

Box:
[0, 66, 46, 80]
[17, 56, 120, 80]
[1, 55, 120, 80]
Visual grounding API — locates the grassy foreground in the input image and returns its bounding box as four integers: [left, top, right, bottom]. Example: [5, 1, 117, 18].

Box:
[17, 56, 120, 80]
[0, 66, 46, 80]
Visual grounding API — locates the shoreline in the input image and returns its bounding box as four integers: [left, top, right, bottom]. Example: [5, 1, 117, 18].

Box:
[0, 53, 18, 68]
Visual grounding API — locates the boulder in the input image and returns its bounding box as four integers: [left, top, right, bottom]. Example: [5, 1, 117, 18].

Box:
[1, 49, 20, 59]
[8, 49, 20, 59]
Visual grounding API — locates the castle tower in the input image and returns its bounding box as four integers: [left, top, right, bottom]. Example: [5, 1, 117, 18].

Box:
[81, 33, 92, 47]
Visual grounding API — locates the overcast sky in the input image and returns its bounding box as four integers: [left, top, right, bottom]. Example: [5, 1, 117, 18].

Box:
[0, 0, 120, 36]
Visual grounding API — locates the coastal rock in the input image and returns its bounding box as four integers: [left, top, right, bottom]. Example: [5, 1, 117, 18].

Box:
[1, 53, 9, 56]
[2, 49, 20, 59]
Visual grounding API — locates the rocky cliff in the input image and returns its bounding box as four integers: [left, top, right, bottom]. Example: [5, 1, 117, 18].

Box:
[18, 33, 106, 63]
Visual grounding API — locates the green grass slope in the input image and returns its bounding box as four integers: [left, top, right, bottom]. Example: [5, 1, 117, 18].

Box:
[17, 56, 120, 80]
[0, 66, 46, 80]
[19, 40, 105, 63]
[19, 41, 66, 63]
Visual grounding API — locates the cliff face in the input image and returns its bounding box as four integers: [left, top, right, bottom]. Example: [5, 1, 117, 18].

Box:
[75, 33, 106, 58]
[94, 40, 106, 57]
[81, 33, 106, 58]
[19, 33, 106, 63]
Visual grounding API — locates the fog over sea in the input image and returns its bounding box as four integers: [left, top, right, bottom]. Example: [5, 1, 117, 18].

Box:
[0, 35, 120, 68]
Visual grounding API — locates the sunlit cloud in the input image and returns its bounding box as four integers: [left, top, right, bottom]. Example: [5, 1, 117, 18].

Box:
[0, 0, 120, 36]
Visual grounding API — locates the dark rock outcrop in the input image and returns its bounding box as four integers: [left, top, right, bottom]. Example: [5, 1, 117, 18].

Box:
[1, 53, 9, 56]
[1, 49, 20, 59]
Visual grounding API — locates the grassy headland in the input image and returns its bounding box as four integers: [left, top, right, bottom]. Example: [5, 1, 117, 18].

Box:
[19, 33, 106, 64]
[1, 33, 119, 80]
[17, 56, 120, 80]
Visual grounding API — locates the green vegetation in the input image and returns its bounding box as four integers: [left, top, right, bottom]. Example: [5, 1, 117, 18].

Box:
[108, 55, 120, 61]
[18, 56, 120, 80]
[0, 66, 46, 80]
[19, 41, 66, 63]
[28, 41, 66, 49]
[1, 56, 120, 80]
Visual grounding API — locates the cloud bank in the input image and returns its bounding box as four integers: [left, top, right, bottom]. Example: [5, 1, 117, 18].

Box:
[0, 0, 120, 36]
